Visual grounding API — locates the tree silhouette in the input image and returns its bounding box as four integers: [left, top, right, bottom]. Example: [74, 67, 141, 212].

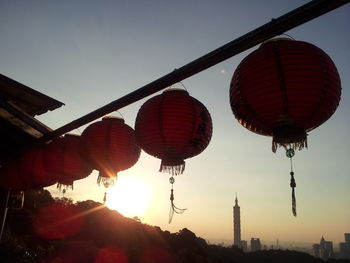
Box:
[1, 194, 350, 263]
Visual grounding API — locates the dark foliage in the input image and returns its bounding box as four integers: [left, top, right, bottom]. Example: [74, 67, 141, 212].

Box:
[0, 189, 349, 263]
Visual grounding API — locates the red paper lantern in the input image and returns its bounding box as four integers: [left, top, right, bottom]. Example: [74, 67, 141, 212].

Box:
[44, 134, 92, 191]
[80, 116, 140, 188]
[135, 88, 212, 222]
[0, 147, 57, 190]
[0, 159, 33, 190]
[135, 88, 213, 175]
[21, 147, 58, 188]
[229, 38, 341, 216]
[230, 38, 341, 152]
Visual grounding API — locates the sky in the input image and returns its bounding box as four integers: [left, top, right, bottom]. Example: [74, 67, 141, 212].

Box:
[0, 0, 349, 246]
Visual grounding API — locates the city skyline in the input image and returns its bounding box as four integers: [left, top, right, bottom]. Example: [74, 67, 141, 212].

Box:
[0, 0, 349, 244]
[232, 196, 349, 254]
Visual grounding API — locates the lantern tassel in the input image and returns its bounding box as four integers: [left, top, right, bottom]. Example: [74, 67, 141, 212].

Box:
[57, 182, 74, 192]
[290, 171, 297, 217]
[160, 159, 185, 175]
[169, 188, 187, 223]
[286, 149, 297, 217]
[272, 126, 308, 153]
[272, 140, 308, 153]
[97, 175, 115, 188]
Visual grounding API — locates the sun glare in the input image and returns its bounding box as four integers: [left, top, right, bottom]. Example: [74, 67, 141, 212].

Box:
[105, 174, 151, 219]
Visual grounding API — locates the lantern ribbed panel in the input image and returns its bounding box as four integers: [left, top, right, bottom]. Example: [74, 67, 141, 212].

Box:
[0, 148, 58, 190]
[80, 117, 140, 179]
[0, 148, 57, 190]
[44, 134, 92, 188]
[20, 148, 57, 188]
[230, 39, 341, 151]
[135, 89, 212, 174]
[0, 160, 32, 190]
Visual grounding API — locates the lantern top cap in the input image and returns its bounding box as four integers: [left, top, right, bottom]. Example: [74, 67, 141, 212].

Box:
[162, 88, 188, 94]
[64, 133, 79, 138]
[102, 116, 125, 122]
[261, 37, 294, 46]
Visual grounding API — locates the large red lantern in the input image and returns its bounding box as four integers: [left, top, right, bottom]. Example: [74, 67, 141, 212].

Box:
[44, 134, 93, 191]
[135, 88, 212, 222]
[80, 116, 140, 200]
[135, 89, 213, 174]
[230, 38, 341, 216]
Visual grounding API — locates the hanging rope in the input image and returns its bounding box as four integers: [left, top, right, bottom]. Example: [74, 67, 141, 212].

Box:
[286, 148, 297, 217]
[168, 177, 187, 223]
[103, 191, 107, 205]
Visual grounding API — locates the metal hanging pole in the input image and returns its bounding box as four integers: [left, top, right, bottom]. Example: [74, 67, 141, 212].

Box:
[38, 0, 349, 143]
[0, 189, 11, 242]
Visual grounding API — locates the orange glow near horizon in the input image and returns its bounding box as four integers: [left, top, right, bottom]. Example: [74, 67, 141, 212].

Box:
[105, 174, 152, 220]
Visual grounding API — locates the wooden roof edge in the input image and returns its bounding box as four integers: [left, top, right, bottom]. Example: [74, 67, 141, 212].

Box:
[0, 73, 64, 115]
[0, 97, 52, 135]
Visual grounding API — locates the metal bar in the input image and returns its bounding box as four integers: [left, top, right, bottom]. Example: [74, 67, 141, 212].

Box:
[39, 0, 350, 142]
[0, 189, 10, 242]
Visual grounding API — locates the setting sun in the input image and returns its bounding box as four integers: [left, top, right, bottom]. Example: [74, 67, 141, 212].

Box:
[105, 174, 152, 219]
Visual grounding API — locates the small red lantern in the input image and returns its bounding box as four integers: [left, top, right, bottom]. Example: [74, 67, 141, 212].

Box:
[0, 147, 57, 190]
[20, 147, 58, 188]
[80, 116, 140, 195]
[230, 38, 341, 216]
[0, 160, 33, 190]
[135, 88, 212, 222]
[44, 134, 93, 191]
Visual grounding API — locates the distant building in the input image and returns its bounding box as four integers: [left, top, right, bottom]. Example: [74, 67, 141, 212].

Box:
[313, 236, 334, 260]
[339, 242, 349, 259]
[233, 195, 247, 251]
[313, 244, 321, 258]
[251, 238, 261, 251]
[345, 233, 350, 248]
[323, 241, 334, 259]
[233, 195, 241, 246]
[339, 233, 350, 259]
[240, 240, 248, 251]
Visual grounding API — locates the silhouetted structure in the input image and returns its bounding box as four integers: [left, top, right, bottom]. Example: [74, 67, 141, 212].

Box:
[233, 195, 241, 246]
[313, 244, 321, 258]
[345, 233, 350, 246]
[233, 195, 248, 251]
[251, 238, 261, 252]
[313, 236, 334, 260]
[339, 233, 350, 259]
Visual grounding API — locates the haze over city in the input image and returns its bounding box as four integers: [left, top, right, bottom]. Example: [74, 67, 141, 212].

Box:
[0, 0, 349, 248]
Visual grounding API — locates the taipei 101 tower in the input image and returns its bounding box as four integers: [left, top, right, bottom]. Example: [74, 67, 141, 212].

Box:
[233, 194, 241, 246]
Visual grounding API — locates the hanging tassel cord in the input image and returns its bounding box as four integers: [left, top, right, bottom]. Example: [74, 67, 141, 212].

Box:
[57, 182, 73, 192]
[103, 191, 107, 205]
[289, 157, 297, 217]
[169, 186, 187, 224]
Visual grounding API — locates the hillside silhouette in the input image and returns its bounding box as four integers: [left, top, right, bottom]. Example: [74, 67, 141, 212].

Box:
[0, 189, 349, 263]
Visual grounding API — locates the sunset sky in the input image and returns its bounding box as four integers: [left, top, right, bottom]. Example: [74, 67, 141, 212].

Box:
[0, 0, 349, 246]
